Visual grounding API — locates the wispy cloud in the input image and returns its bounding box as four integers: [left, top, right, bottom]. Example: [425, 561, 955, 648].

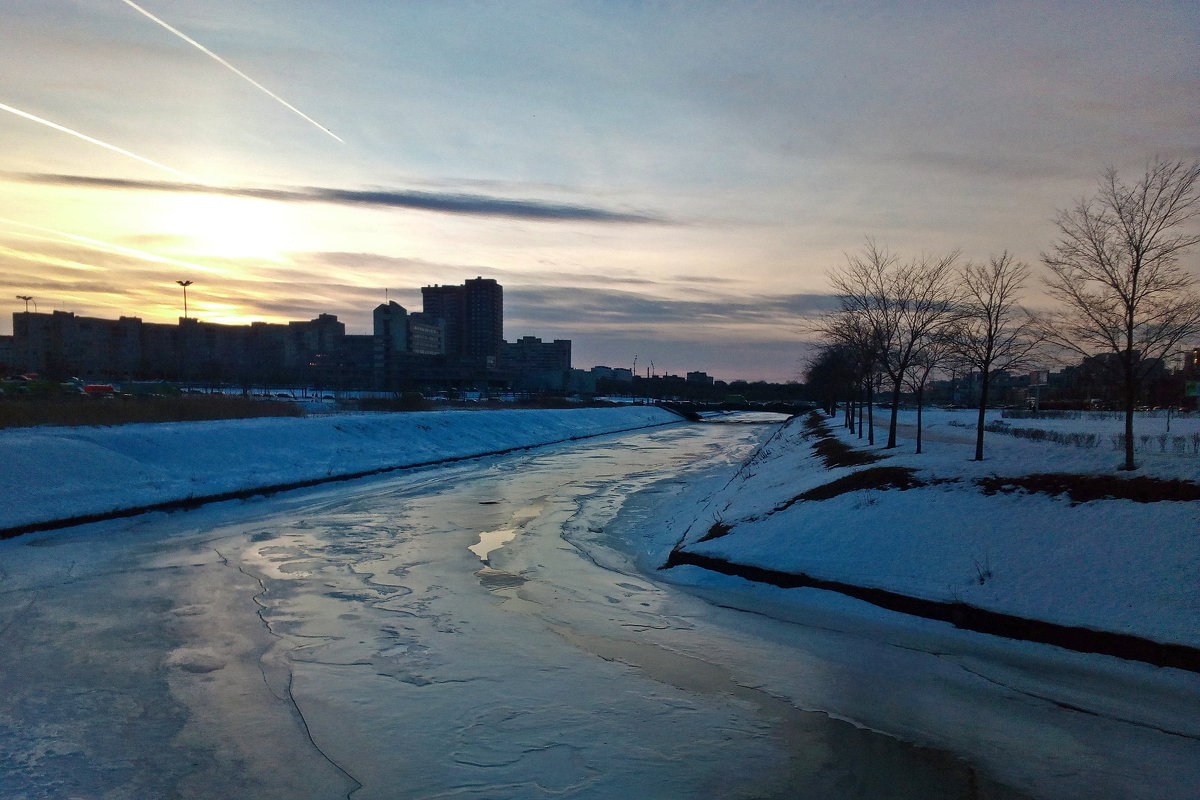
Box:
[508, 286, 836, 323]
[14, 173, 668, 224]
[0, 243, 392, 323]
[504, 287, 832, 381]
[0, 217, 225, 274]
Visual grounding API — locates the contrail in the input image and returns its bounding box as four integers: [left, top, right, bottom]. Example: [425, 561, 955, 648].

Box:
[0, 217, 225, 274]
[0, 102, 194, 179]
[120, 0, 343, 143]
[0, 244, 107, 273]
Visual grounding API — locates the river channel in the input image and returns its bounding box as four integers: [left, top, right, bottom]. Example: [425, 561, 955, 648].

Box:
[5, 419, 1188, 798]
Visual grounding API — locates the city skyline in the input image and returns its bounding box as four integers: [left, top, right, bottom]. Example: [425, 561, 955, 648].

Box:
[2, 2, 1198, 382]
[8, 275, 581, 392]
[7, 276, 724, 383]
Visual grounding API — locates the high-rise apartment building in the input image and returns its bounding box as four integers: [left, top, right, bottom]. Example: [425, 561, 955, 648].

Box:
[420, 277, 503, 363]
[420, 285, 463, 356]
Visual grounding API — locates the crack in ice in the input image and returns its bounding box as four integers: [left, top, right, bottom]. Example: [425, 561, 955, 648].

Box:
[213, 547, 365, 797]
[953, 661, 1200, 742]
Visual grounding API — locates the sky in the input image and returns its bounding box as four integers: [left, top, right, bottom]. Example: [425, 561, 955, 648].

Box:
[1, 1, 1197, 383]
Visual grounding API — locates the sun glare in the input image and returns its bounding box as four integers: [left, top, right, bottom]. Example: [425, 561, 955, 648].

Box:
[157, 194, 296, 261]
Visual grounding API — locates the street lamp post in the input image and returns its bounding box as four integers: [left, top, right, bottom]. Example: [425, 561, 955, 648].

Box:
[176, 280, 193, 319]
[16, 295, 33, 312]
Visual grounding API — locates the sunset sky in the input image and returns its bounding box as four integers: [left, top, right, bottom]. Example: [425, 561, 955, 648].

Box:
[2, 1, 1197, 382]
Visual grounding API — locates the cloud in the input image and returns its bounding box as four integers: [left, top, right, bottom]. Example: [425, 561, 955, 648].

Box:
[12, 173, 669, 224]
[500, 284, 829, 381]
[505, 285, 838, 330]
[568, 332, 820, 384]
[0, 240, 830, 381]
[0, 240, 399, 323]
[892, 150, 1082, 183]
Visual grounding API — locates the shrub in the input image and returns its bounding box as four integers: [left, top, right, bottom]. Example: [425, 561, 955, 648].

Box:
[979, 421, 1101, 449]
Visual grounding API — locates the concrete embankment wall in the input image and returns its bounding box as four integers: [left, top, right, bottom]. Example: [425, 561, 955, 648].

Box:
[0, 406, 681, 536]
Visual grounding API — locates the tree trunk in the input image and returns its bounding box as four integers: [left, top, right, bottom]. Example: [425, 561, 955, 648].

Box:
[915, 383, 924, 455]
[1123, 368, 1136, 471]
[1124, 403, 1135, 470]
[857, 382, 864, 438]
[974, 371, 990, 461]
[886, 378, 901, 448]
[867, 377, 875, 445]
[1122, 345, 1136, 470]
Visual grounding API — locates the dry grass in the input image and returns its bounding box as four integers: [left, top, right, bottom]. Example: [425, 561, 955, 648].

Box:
[804, 412, 885, 468]
[795, 466, 930, 502]
[769, 466, 942, 514]
[0, 395, 304, 429]
[977, 473, 1200, 504]
[697, 519, 734, 542]
[811, 437, 885, 468]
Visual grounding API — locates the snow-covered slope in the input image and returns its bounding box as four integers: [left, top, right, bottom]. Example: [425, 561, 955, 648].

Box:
[660, 408, 1200, 650]
[0, 406, 679, 531]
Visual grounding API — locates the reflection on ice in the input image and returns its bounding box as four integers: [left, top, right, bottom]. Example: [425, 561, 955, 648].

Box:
[476, 566, 529, 591]
[468, 500, 546, 563]
[468, 527, 518, 563]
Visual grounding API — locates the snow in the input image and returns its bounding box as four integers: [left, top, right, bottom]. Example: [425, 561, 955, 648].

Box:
[2, 405, 1198, 798]
[657, 407, 1200, 649]
[2, 404, 1197, 651]
[0, 406, 679, 530]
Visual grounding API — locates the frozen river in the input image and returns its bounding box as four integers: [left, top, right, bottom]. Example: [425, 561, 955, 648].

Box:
[2, 420, 1196, 798]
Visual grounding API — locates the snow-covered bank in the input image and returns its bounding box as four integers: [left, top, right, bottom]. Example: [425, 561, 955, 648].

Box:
[6, 403, 1197, 662]
[0, 406, 680, 532]
[656, 408, 1200, 653]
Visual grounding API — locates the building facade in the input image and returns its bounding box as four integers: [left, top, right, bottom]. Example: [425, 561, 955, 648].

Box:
[10, 310, 368, 386]
[462, 277, 503, 363]
[502, 336, 571, 374]
[9, 276, 582, 394]
[419, 285, 464, 358]
[372, 301, 451, 389]
[420, 277, 503, 364]
[590, 366, 633, 383]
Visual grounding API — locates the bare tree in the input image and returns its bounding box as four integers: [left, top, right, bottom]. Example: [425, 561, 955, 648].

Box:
[829, 241, 961, 449]
[804, 342, 858, 418]
[950, 252, 1042, 461]
[814, 309, 880, 442]
[1042, 159, 1200, 470]
[903, 332, 954, 455]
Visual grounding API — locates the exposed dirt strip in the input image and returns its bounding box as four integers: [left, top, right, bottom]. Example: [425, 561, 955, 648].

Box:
[660, 549, 1200, 674]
